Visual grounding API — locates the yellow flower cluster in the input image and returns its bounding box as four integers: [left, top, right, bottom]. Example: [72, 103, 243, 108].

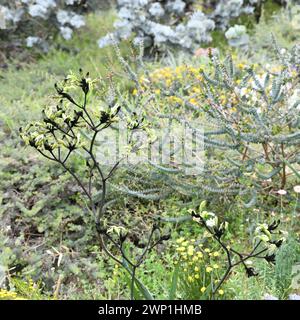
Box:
[132, 64, 242, 112]
[133, 65, 204, 107]
[150, 66, 203, 83]
[0, 289, 19, 300]
[175, 237, 225, 297]
[113, 264, 119, 277]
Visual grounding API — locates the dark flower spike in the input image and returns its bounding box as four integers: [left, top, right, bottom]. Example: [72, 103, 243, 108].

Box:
[264, 254, 276, 264]
[152, 223, 160, 231]
[213, 227, 223, 239]
[95, 222, 106, 234]
[29, 140, 36, 148]
[44, 142, 53, 152]
[114, 105, 121, 116]
[191, 211, 199, 218]
[270, 239, 284, 248]
[160, 234, 171, 241]
[99, 111, 110, 124]
[80, 77, 89, 95]
[120, 232, 128, 244]
[214, 222, 227, 239]
[268, 220, 280, 232]
[245, 267, 259, 278]
[55, 83, 78, 106]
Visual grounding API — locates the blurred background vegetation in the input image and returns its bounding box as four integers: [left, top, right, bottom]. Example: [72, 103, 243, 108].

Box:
[0, 0, 299, 300]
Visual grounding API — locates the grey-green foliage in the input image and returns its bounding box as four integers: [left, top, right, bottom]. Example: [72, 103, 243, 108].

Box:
[125, 40, 300, 206]
[273, 237, 300, 297]
[212, 0, 259, 30]
[0, 147, 98, 285]
[248, 3, 300, 61]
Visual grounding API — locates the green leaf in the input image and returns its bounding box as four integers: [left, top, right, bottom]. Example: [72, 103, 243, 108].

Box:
[244, 190, 257, 208]
[199, 200, 206, 212]
[168, 264, 179, 300]
[122, 260, 154, 300]
[282, 158, 300, 180]
[257, 167, 281, 180]
[134, 276, 155, 300]
[123, 272, 142, 300]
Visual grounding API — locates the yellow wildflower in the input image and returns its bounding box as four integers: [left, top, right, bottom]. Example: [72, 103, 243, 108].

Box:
[187, 245, 194, 256]
[189, 67, 198, 74]
[192, 87, 201, 94]
[291, 70, 298, 77]
[189, 98, 197, 105]
[197, 252, 203, 258]
[168, 96, 182, 104]
[206, 266, 213, 273]
[176, 237, 185, 244]
[166, 79, 172, 87]
[200, 286, 206, 293]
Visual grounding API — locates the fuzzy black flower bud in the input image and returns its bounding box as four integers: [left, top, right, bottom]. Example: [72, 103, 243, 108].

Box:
[264, 253, 276, 264]
[245, 267, 259, 278]
[268, 220, 280, 232]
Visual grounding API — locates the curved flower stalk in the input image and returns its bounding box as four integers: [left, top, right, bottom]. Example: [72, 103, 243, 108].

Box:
[190, 201, 286, 295]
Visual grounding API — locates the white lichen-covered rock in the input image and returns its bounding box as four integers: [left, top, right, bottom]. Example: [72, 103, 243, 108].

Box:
[26, 36, 42, 47]
[264, 293, 300, 300]
[98, 0, 258, 52]
[149, 2, 165, 17]
[98, 0, 215, 51]
[28, 0, 56, 19]
[225, 24, 249, 47]
[212, 0, 257, 30]
[59, 26, 73, 40]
